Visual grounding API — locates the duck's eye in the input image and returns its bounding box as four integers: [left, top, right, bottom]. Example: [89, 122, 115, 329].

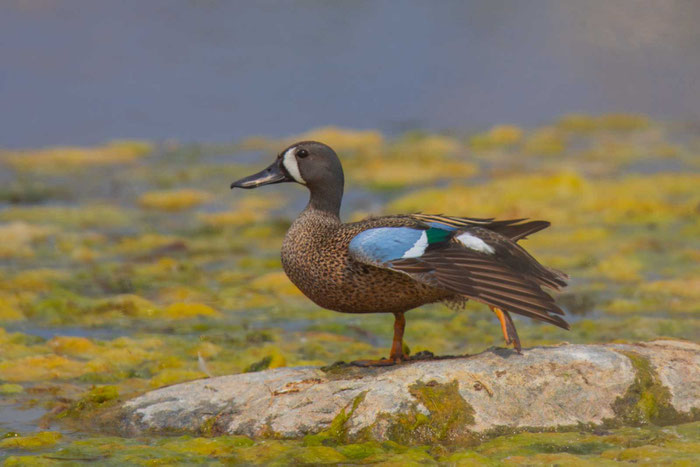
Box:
[296, 149, 309, 159]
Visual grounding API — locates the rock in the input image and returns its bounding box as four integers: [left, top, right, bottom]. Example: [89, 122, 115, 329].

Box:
[119, 340, 699, 443]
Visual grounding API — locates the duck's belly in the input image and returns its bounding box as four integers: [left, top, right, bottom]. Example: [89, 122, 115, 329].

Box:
[281, 248, 451, 314]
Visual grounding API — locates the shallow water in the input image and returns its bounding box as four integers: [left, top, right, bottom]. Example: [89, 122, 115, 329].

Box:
[2, 1, 700, 147]
[1, 118, 698, 463]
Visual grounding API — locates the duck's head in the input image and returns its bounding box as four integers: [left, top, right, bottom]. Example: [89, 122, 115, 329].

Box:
[231, 141, 343, 190]
[231, 141, 345, 214]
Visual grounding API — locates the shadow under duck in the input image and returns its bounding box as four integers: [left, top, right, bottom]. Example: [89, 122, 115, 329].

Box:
[231, 141, 568, 365]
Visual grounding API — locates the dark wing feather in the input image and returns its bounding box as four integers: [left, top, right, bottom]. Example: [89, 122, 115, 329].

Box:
[389, 241, 570, 330]
[410, 214, 552, 242]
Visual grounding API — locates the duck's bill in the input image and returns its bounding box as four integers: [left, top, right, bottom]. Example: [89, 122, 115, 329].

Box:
[230, 158, 291, 189]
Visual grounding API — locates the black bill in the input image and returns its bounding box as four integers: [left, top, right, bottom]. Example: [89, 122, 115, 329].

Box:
[230, 157, 291, 189]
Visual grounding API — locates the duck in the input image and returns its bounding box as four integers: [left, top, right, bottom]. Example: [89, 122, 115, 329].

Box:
[231, 141, 568, 365]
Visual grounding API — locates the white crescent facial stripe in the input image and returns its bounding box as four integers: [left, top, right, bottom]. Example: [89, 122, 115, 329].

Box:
[402, 231, 428, 258]
[282, 147, 305, 184]
[457, 233, 495, 254]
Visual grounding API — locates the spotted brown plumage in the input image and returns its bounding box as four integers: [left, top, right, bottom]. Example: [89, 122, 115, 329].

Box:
[231, 141, 569, 364]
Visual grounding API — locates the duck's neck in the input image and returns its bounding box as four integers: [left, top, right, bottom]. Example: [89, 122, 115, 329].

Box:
[305, 181, 343, 220]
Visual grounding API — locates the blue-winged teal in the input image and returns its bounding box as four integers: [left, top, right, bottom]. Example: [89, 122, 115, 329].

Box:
[231, 141, 568, 365]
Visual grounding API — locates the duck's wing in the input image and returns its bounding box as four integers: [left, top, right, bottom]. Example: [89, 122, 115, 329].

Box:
[348, 225, 569, 329]
[410, 214, 551, 242]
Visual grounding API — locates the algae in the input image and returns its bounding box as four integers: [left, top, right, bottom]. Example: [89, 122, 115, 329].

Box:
[1, 116, 699, 463]
[375, 380, 478, 446]
[611, 351, 699, 427]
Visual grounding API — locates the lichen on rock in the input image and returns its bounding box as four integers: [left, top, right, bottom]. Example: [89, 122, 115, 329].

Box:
[116, 341, 699, 444]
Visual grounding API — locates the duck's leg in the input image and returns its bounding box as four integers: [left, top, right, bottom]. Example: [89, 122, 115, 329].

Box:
[389, 311, 406, 361]
[352, 312, 406, 367]
[491, 307, 522, 353]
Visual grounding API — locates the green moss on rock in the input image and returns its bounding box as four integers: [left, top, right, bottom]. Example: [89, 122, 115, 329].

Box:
[304, 391, 367, 446]
[380, 379, 478, 446]
[611, 350, 698, 427]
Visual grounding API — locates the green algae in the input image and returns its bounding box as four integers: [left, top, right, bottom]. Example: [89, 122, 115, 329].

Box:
[60, 385, 120, 422]
[0, 432, 62, 451]
[2, 423, 699, 465]
[378, 380, 477, 446]
[1, 116, 699, 464]
[304, 391, 367, 446]
[611, 351, 699, 427]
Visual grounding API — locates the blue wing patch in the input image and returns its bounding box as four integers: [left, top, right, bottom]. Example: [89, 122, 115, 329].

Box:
[349, 227, 426, 266]
[349, 226, 454, 267]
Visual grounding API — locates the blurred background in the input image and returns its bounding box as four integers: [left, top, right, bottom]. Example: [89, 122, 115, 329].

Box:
[2, 0, 700, 147]
[1, 1, 698, 464]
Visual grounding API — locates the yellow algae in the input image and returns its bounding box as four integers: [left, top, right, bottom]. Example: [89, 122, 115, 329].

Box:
[159, 436, 254, 456]
[47, 336, 97, 357]
[605, 299, 638, 314]
[116, 234, 184, 254]
[250, 271, 303, 297]
[236, 194, 286, 211]
[112, 335, 164, 351]
[0, 222, 55, 259]
[0, 302, 25, 321]
[3, 269, 68, 293]
[0, 329, 41, 360]
[641, 277, 700, 299]
[94, 294, 160, 319]
[0, 355, 87, 382]
[525, 227, 610, 252]
[214, 270, 249, 285]
[225, 292, 279, 310]
[193, 341, 222, 359]
[557, 113, 599, 132]
[2, 140, 151, 171]
[294, 126, 384, 153]
[202, 190, 285, 227]
[236, 441, 297, 464]
[243, 346, 288, 372]
[69, 246, 99, 263]
[389, 171, 588, 222]
[240, 224, 277, 240]
[138, 189, 212, 211]
[1, 123, 699, 460]
[0, 383, 24, 394]
[595, 254, 643, 282]
[151, 355, 186, 372]
[265, 347, 287, 369]
[389, 134, 461, 159]
[506, 453, 603, 466]
[523, 127, 567, 155]
[149, 368, 206, 388]
[162, 302, 221, 320]
[86, 346, 151, 371]
[200, 208, 265, 228]
[0, 432, 62, 450]
[65, 386, 120, 418]
[351, 160, 477, 189]
[0, 204, 131, 228]
[389, 172, 698, 226]
[601, 445, 688, 463]
[583, 177, 698, 224]
[652, 143, 681, 159]
[568, 227, 611, 243]
[156, 285, 204, 303]
[596, 113, 650, 131]
[133, 257, 180, 278]
[579, 140, 640, 163]
[469, 124, 523, 149]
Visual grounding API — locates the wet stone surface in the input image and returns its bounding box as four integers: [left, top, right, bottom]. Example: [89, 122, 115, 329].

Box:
[121, 340, 699, 442]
